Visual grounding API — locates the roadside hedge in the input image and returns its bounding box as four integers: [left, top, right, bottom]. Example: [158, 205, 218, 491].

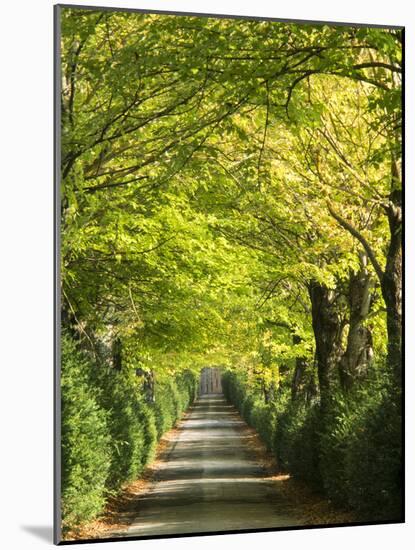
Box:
[61, 333, 197, 533]
[153, 372, 197, 437]
[222, 368, 402, 521]
[61, 336, 111, 529]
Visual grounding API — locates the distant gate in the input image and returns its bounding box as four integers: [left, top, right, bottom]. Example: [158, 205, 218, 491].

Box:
[199, 367, 223, 395]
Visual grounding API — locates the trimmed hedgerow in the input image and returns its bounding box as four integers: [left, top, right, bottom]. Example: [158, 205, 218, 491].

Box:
[222, 368, 402, 520]
[61, 333, 197, 532]
[92, 368, 158, 490]
[274, 401, 321, 488]
[250, 400, 277, 452]
[61, 335, 111, 529]
[153, 372, 197, 438]
[318, 386, 402, 520]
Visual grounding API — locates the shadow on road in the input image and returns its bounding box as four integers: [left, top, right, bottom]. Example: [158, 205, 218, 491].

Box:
[110, 394, 303, 537]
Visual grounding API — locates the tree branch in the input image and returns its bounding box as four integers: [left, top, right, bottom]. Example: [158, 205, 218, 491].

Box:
[352, 62, 402, 74]
[327, 202, 384, 283]
[83, 175, 148, 193]
[257, 81, 270, 186]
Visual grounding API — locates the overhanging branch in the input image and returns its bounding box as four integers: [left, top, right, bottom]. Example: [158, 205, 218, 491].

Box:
[327, 202, 384, 283]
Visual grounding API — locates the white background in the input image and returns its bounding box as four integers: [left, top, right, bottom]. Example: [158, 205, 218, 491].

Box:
[1, 0, 413, 548]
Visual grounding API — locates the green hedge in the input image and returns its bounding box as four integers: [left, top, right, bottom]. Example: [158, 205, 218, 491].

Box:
[318, 389, 402, 519]
[153, 372, 197, 438]
[224, 374, 276, 451]
[61, 334, 197, 532]
[222, 371, 319, 481]
[273, 401, 321, 487]
[93, 368, 158, 490]
[222, 369, 402, 521]
[61, 336, 111, 529]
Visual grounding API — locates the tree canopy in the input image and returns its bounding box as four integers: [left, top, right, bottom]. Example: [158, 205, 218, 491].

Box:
[58, 7, 403, 533]
[60, 8, 402, 392]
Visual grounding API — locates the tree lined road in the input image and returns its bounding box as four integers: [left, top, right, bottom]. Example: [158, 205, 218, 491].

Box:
[59, 10, 402, 537]
[113, 395, 303, 537]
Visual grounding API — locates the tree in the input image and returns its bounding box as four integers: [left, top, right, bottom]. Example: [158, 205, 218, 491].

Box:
[59, 4, 402, 421]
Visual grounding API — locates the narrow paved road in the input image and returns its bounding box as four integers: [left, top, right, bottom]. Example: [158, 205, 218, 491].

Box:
[115, 394, 303, 537]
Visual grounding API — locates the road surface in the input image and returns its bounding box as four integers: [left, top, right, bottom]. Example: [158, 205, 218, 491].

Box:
[113, 394, 303, 537]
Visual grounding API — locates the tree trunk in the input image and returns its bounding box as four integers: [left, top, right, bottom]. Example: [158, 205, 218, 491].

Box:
[291, 334, 309, 401]
[144, 370, 155, 403]
[112, 336, 122, 371]
[263, 382, 277, 403]
[381, 189, 402, 389]
[327, 181, 402, 388]
[339, 253, 374, 391]
[308, 280, 344, 412]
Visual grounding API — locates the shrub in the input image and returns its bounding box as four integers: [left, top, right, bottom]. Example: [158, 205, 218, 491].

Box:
[344, 392, 402, 520]
[153, 371, 197, 438]
[319, 386, 402, 520]
[250, 401, 276, 451]
[241, 393, 256, 424]
[89, 367, 157, 490]
[61, 334, 197, 532]
[153, 379, 180, 437]
[222, 370, 247, 413]
[223, 370, 323, 487]
[274, 402, 321, 487]
[222, 367, 402, 518]
[177, 370, 198, 408]
[61, 335, 111, 530]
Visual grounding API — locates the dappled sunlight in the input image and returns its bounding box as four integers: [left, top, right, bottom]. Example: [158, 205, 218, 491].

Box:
[59, 11, 402, 538]
[104, 395, 304, 537]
